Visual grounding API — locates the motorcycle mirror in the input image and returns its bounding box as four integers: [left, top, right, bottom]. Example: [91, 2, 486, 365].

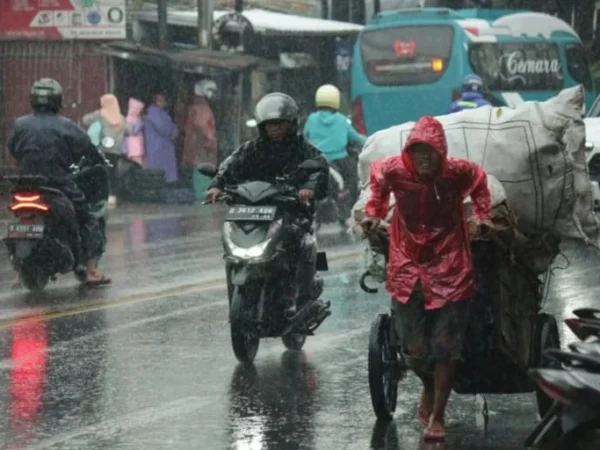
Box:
[101, 136, 116, 149]
[246, 118, 257, 128]
[197, 163, 218, 178]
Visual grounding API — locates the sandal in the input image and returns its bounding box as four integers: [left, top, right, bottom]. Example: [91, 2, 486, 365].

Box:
[85, 275, 112, 287]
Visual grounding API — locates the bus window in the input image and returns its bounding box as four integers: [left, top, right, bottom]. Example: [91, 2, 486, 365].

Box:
[468, 43, 564, 91]
[360, 25, 454, 86]
[565, 44, 593, 91]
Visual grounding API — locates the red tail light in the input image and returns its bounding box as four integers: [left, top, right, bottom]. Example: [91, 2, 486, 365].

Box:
[536, 377, 573, 405]
[565, 318, 585, 339]
[9, 193, 49, 213]
[352, 97, 366, 135]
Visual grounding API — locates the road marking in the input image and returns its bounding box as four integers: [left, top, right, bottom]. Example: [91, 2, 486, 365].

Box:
[0, 250, 363, 329]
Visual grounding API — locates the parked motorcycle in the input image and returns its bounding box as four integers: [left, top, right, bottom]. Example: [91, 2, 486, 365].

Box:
[525, 308, 600, 449]
[198, 161, 331, 364]
[3, 140, 111, 292]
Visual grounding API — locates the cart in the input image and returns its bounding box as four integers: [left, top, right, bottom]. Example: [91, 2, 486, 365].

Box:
[362, 226, 561, 422]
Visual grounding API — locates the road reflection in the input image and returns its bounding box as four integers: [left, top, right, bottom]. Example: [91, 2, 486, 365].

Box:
[228, 351, 319, 450]
[2, 309, 108, 449]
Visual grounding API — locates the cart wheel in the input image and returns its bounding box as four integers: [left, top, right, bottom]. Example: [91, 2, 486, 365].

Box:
[535, 313, 561, 418]
[368, 313, 399, 421]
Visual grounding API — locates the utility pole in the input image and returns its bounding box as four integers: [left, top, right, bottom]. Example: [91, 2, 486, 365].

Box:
[197, 0, 214, 49]
[157, 0, 168, 49]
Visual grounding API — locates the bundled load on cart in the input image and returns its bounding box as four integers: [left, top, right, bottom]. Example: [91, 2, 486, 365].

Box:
[353, 86, 600, 420]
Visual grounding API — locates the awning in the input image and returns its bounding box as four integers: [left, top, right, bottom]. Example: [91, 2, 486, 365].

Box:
[133, 6, 363, 37]
[100, 41, 278, 74]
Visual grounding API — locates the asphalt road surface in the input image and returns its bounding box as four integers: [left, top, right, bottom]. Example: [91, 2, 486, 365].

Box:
[0, 202, 597, 450]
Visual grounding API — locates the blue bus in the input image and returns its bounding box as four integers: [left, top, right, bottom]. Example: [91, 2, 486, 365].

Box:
[350, 8, 596, 135]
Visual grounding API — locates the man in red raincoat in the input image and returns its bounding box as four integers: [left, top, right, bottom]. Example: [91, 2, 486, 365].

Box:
[362, 116, 493, 441]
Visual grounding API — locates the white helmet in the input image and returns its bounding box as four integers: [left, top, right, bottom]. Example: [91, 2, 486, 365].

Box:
[315, 84, 341, 110]
[194, 79, 217, 100]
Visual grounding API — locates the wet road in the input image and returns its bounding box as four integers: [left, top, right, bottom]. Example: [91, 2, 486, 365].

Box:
[0, 202, 597, 450]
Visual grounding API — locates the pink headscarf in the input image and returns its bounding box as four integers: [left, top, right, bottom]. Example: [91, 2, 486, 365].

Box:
[100, 94, 123, 131]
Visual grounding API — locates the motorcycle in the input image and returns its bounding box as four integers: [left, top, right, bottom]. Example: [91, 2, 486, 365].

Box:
[3, 138, 112, 292]
[315, 163, 350, 232]
[524, 309, 600, 449]
[198, 160, 331, 363]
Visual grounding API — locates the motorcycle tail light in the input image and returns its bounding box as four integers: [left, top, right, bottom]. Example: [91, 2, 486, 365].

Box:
[536, 377, 573, 405]
[564, 318, 597, 341]
[9, 193, 49, 213]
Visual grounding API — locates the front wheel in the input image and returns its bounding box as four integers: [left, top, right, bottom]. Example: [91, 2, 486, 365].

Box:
[281, 333, 306, 350]
[229, 286, 260, 364]
[20, 267, 49, 292]
[368, 313, 398, 421]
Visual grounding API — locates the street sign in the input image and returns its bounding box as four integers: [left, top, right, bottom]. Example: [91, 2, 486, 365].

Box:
[0, 0, 127, 40]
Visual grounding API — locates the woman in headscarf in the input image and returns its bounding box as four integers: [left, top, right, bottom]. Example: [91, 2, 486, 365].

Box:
[82, 94, 130, 155]
[122, 98, 146, 166]
[144, 92, 179, 183]
[83, 94, 131, 206]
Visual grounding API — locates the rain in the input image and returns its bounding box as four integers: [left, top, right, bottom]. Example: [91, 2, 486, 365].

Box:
[1, 1, 600, 449]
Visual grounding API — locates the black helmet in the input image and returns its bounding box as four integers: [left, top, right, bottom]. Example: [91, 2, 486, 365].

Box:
[30, 78, 63, 113]
[254, 93, 299, 138]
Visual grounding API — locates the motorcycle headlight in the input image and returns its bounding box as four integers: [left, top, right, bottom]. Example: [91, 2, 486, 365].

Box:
[223, 221, 275, 260]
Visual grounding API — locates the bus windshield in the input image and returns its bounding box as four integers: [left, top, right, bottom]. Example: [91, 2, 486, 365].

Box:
[360, 25, 454, 86]
[468, 42, 565, 91]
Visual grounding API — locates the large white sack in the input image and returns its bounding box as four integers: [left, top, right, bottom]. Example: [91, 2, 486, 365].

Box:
[354, 86, 600, 246]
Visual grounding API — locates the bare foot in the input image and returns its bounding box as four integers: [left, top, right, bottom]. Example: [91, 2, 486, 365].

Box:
[424, 417, 446, 441]
[86, 270, 112, 285]
[417, 386, 434, 425]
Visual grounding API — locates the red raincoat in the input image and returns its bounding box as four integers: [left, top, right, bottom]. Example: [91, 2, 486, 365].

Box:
[365, 116, 492, 310]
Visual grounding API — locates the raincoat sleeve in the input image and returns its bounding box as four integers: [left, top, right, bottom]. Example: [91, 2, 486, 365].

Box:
[364, 159, 392, 219]
[347, 122, 366, 147]
[299, 140, 329, 201]
[7, 121, 20, 159]
[207, 143, 251, 190]
[457, 160, 492, 222]
[131, 120, 144, 135]
[145, 107, 178, 139]
[82, 110, 101, 127]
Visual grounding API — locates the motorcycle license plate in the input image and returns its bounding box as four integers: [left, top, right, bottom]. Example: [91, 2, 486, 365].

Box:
[225, 205, 277, 221]
[7, 223, 45, 239]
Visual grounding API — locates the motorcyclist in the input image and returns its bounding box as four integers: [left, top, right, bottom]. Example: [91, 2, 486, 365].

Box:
[206, 92, 329, 315]
[448, 74, 491, 114]
[8, 78, 111, 286]
[303, 84, 366, 203]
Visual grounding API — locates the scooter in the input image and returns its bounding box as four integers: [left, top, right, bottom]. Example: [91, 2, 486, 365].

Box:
[3, 139, 112, 292]
[525, 311, 600, 448]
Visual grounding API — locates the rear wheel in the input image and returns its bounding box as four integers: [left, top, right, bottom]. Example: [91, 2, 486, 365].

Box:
[535, 313, 561, 418]
[20, 267, 49, 292]
[281, 333, 306, 350]
[368, 313, 398, 421]
[229, 286, 260, 364]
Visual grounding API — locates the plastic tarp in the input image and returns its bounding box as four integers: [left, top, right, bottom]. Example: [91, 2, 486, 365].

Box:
[353, 86, 600, 246]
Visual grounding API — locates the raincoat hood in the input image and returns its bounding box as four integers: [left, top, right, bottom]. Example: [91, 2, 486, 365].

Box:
[314, 110, 337, 126]
[401, 115, 447, 176]
[126, 98, 145, 124]
[100, 94, 123, 131]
